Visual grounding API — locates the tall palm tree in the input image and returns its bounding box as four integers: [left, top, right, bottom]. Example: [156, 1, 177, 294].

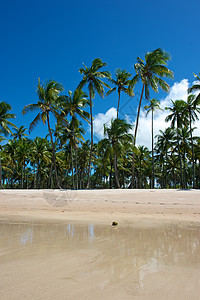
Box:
[165, 100, 186, 188]
[184, 94, 200, 188]
[77, 58, 111, 188]
[106, 69, 134, 118]
[131, 48, 174, 187]
[102, 119, 133, 188]
[60, 89, 90, 189]
[12, 125, 28, 140]
[22, 79, 64, 188]
[144, 99, 162, 188]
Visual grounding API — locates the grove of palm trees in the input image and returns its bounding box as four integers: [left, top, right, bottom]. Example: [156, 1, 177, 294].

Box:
[1, 49, 200, 190]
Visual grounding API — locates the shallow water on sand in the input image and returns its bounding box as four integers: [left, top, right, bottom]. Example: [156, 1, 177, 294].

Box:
[0, 219, 200, 299]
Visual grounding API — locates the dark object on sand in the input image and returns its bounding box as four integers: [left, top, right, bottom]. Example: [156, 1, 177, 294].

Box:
[112, 221, 118, 226]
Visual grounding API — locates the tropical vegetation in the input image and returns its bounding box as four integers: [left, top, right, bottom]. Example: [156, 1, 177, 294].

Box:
[0, 50, 200, 189]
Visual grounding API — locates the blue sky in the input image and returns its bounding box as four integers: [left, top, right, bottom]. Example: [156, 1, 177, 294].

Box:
[0, 0, 199, 142]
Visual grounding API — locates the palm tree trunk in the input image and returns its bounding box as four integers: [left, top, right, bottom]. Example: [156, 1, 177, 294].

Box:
[183, 146, 186, 188]
[113, 152, 120, 188]
[46, 112, 60, 189]
[71, 145, 75, 189]
[152, 108, 155, 188]
[110, 158, 112, 189]
[189, 114, 195, 188]
[117, 90, 121, 119]
[21, 161, 24, 189]
[139, 159, 141, 189]
[165, 151, 168, 188]
[0, 154, 3, 189]
[131, 83, 145, 188]
[34, 162, 36, 189]
[177, 127, 183, 189]
[87, 87, 93, 189]
[72, 121, 78, 189]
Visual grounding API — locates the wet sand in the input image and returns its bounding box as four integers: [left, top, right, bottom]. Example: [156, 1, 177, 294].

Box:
[1, 218, 200, 299]
[1, 189, 200, 299]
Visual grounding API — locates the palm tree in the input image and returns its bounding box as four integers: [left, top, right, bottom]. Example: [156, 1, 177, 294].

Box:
[144, 99, 162, 188]
[0, 101, 16, 188]
[155, 127, 176, 188]
[22, 79, 64, 188]
[131, 48, 174, 187]
[183, 94, 200, 188]
[106, 69, 134, 118]
[12, 125, 28, 140]
[0, 101, 16, 136]
[15, 138, 31, 188]
[165, 100, 186, 188]
[137, 145, 150, 188]
[30, 137, 52, 188]
[77, 140, 90, 189]
[60, 89, 90, 189]
[102, 119, 133, 188]
[178, 126, 193, 188]
[77, 58, 111, 188]
[188, 73, 200, 104]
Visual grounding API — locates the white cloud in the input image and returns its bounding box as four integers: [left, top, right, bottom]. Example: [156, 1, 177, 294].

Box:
[93, 107, 117, 139]
[135, 79, 190, 148]
[93, 79, 200, 147]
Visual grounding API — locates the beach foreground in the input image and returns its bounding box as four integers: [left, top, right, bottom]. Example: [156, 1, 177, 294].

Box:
[1, 189, 200, 300]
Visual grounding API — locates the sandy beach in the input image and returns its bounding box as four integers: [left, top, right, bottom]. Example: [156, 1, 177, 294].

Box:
[0, 189, 200, 224]
[1, 189, 200, 300]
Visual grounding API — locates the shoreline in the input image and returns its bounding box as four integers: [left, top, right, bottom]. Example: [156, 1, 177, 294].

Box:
[1, 189, 200, 225]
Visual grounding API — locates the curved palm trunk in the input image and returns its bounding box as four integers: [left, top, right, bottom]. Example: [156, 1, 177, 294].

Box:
[47, 112, 60, 189]
[87, 87, 93, 189]
[189, 113, 195, 188]
[117, 90, 121, 119]
[151, 108, 155, 188]
[131, 83, 145, 188]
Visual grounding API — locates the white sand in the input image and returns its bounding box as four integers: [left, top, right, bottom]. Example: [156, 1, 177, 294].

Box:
[0, 189, 200, 224]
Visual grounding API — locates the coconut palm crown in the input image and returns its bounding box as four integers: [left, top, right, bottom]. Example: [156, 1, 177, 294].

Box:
[106, 69, 134, 118]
